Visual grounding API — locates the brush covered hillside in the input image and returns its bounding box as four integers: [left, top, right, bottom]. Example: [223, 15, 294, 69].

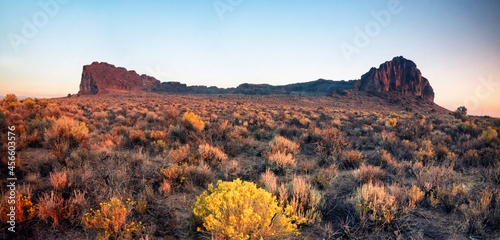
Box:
[1, 93, 500, 239]
[1, 58, 499, 239]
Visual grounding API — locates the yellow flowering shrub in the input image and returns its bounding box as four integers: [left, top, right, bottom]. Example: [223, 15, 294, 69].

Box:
[384, 118, 397, 128]
[44, 116, 89, 146]
[193, 179, 303, 239]
[0, 193, 35, 223]
[149, 130, 167, 140]
[83, 198, 144, 239]
[408, 185, 424, 209]
[481, 126, 498, 142]
[182, 112, 205, 132]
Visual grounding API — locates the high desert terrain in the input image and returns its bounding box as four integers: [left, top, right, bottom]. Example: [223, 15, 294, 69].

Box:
[0, 57, 499, 239]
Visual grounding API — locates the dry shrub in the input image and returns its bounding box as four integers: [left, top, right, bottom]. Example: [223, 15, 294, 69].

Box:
[260, 168, 278, 194]
[22, 97, 36, 109]
[67, 190, 87, 224]
[387, 184, 406, 208]
[115, 115, 127, 125]
[315, 164, 338, 188]
[434, 143, 449, 160]
[434, 184, 467, 211]
[353, 182, 398, 224]
[297, 157, 317, 174]
[270, 135, 300, 155]
[316, 126, 349, 156]
[188, 162, 215, 188]
[408, 185, 425, 209]
[280, 175, 322, 225]
[129, 129, 146, 143]
[488, 163, 500, 185]
[44, 117, 89, 161]
[461, 189, 495, 234]
[344, 150, 364, 169]
[36, 191, 66, 227]
[152, 140, 168, 154]
[223, 159, 241, 178]
[145, 111, 158, 122]
[481, 126, 498, 143]
[415, 140, 434, 163]
[353, 163, 385, 183]
[379, 149, 401, 170]
[160, 162, 213, 191]
[50, 170, 71, 190]
[160, 179, 172, 194]
[198, 143, 227, 166]
[26, 172, 41, 185]
[44, 116, 89, 146]
[486, 189, 500, 231]
[169, 144, 190, 163]
[268, 151, 296, 171]
[416, 165, 449, 192]
[93, 111, 108, 121]
[52, 139, 70, 162]
[149, 130, 167, 140]
[182, 112, 205, 132]
[159, 164, 187, 190]
[1, 94, 20, 109]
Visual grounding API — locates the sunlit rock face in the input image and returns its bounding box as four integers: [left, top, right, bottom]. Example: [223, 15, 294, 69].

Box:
[79, 62, 159, 95]
[355, 56, 435, 102]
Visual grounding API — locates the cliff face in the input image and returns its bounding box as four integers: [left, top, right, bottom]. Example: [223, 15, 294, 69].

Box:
[355, 56, 435, 102]
[79, 62, 159, 95]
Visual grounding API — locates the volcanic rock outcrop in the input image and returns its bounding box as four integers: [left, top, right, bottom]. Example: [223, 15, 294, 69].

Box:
[77, 56, 435, 102]
[79, 62, 159, 95]
[355, 56, 434, 102]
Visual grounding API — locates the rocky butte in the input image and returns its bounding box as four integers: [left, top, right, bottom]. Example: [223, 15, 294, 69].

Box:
[354, 56, 435, 102]
[79, 62, 159, 95]
[77, 56, 435, 103]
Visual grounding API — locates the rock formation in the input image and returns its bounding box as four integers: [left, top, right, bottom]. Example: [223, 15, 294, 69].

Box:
[355, 56, 434, 102]
[79, 62, 159, 95]
[77, 56, 435, 102]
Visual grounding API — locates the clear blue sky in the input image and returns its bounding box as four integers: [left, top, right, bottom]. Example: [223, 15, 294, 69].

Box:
[1, 0, 499, 116]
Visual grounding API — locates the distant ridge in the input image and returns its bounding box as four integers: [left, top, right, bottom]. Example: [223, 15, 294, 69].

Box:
[77, 56, 435, 103]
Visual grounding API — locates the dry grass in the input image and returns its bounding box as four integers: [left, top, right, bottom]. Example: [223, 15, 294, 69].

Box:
[354, 163, 385, 183]
[269, 135, 300, 155]
[260, 168, 278, 194]
[267, 151, 296, 171]
[198, 143, 228, 166]
[36, 191, 66, 227]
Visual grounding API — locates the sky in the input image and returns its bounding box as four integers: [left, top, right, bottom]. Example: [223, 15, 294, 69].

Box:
[0, 0, 499, 116]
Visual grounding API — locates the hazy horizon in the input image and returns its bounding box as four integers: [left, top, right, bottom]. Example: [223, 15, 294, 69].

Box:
[1, 0, 499, 116]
